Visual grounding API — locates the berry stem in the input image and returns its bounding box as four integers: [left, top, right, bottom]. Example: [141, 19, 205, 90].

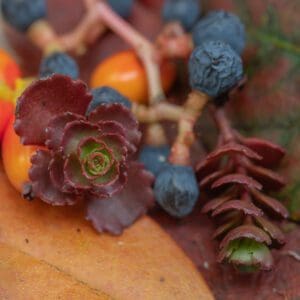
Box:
[169, 91, 209, 166]
[132, 101, 185, 122]
[59, 0, 106, 54]
[210, 105, 235, 143]
[155, 22, 193, 60]
[95, 1, 165, 104]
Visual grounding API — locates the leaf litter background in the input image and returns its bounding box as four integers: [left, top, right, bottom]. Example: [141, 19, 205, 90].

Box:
[2, 0, 300, 299]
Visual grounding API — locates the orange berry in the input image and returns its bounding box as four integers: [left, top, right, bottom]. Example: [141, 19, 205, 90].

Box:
[0, 48, 21, 88]
[90, 50, 176, 104]
[2, 117, 38, 192]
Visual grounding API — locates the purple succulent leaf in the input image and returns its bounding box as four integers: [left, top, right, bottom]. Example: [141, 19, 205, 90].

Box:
[213, 217, 242, 239]
[90, 162, 127, 198]
[195, 157, 220, 181]
[49, 154, 67, 192]
[220, 225, 272, 250]
[212, 173, 263, 190]
[244, 160, 287, 191]
[98, 121, 126, 138]
[64, 154, 91, 191]
[200, 168, 231, 189]
[254, 216, 286, 246]
[14, 75, 92, 146]
[86, 162, 154, 235]
[201, 195, 232, 214]
[88, 104, 141, 153]
[251, 189, 289, 219]
[99, 134, 127, 162]
[206, 143, 262, 162]
[61, 121, 100, 156]
[29, 150, 76, 206]
[212, 200, 264, 217]
[238, 136, 286, 167]
[45, 112, 84, 151]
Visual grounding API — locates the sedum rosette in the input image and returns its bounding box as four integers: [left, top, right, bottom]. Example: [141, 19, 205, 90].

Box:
[14, 74, 154, 234]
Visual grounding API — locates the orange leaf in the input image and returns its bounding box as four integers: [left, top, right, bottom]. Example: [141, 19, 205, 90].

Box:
[0, 164, 213, 299]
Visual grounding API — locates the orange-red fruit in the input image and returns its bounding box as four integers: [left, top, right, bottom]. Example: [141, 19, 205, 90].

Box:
[0, 48, 21, 88]
[2, 117, 38, 192]
[0, 100, 14, 141]
[90, 50, 176, 104]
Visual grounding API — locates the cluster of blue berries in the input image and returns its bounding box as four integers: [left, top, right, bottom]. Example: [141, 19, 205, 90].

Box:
[139, 146, 199, 218]
[1, 0, 134, 33]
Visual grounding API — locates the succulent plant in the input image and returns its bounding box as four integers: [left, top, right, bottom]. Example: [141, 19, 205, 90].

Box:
[197, 106, 288, 271]
[14, 74, 154, 235]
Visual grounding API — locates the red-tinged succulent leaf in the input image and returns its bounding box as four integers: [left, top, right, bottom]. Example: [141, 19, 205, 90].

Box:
[98, 121, 126, 138]
[213, 217, 242, 239]
[201, 195, 232, 214]
[200, 169, 231, 189]
[15, 75, 92, 146]
[88, 104, 141, 153]
[64, 154, 91, 191]
[29, 150, 76, 206]
[61, 121, 100, 156]
[254, 216, 286, 246]
[206, 143, 262, 162]
[45, 113, 84, 150]
[239, 136, 286, 168]
[49, 154, 66, 192]
[244, 161, 287, 191]
[195, 158, 220, 181]
[90, 163, 127, 198]
[251, 189, 289, 219]
[220, 225, 272, 250]
[212, 200, 263, 217]
[86, 162, 154, 235]
[212, 174, 263, 191]
[100, 134, 127, 162]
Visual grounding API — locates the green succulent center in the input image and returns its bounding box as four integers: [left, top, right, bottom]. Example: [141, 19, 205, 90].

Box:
[80, 140, 114, 177]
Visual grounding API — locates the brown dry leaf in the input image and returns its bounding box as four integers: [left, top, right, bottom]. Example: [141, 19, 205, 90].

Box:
[0, 165, 213, 300]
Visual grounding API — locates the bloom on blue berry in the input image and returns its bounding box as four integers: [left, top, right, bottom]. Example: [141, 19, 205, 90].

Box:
[86, 86, 132, 115]
[162, 0, 201, 31]
[192, 10, 246, 54]
[39, 52, 79, 80]
[154, 165, 199, 218]
[189, 41, 243, 97]
[139, 145, 170, 176]
[1, 0, 46, 32]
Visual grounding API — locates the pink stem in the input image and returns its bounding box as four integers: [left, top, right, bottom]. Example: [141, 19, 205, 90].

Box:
[95, 1, 165, 103]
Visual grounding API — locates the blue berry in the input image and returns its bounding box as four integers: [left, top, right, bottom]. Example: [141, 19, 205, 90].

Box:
[162, 0, 201, 31]
[192, 10, 246, 54]
[189, 41, 243, 97]
[39, 52, 79, 80]
[107, 0, 134, 18]
[1, 0, 46, 32]
[86, 86, 132, 115]
[154, 165, 199, 218]
[139, 145, 170, 176]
